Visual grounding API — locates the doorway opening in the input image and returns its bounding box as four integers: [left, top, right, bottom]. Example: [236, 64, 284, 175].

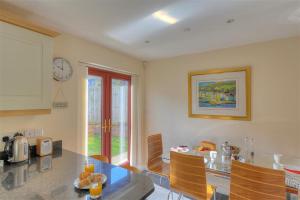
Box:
[87, 67, 131, 165]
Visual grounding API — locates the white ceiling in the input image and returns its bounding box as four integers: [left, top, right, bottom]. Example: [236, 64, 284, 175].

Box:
[2, 0, 300, 60]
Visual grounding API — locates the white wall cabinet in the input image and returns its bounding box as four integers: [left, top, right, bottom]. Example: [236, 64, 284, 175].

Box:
[0, 21, 53, 114]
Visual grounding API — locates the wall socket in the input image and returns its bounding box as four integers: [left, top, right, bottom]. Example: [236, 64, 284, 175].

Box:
[18, 128, 44, 138]
[1, 128, 44, 139]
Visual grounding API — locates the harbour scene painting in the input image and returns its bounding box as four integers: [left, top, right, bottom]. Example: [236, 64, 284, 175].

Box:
[198, 80, 237, 108]
[189, 66, 251, 120]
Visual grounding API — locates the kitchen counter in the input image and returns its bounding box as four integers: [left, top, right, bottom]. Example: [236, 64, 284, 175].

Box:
[0, 149, 154, 200]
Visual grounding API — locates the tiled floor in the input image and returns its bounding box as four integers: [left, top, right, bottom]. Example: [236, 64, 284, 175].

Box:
[145, 172, 228, 200]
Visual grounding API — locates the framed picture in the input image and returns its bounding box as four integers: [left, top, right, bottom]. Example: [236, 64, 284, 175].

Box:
[188, 66, 251, 120]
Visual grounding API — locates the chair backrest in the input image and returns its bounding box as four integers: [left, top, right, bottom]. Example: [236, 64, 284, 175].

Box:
[121, 164, 141, 174]
[147, 133, 163, 166]
[90, 155, 109, 163]
[170, 151, 207, 200]
[199, 140, 216, 151]
[230, 160, 286, 200]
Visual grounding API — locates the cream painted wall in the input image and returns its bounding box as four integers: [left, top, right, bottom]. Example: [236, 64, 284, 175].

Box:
[145, 37, 300, 163]
[0, 33, 144, 156]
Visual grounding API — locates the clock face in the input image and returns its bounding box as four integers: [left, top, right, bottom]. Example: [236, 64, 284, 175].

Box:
[53, 57, 73, 81]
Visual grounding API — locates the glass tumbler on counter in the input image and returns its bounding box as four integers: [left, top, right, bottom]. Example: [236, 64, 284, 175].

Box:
[89, 182, 102, 198]
[85, 164, 95, 173]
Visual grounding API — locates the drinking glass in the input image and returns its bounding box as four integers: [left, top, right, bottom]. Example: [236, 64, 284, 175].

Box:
[273, 154, 282, 164]
[249, 137, 254, 157]
[243, 137, 249, 159]
[85, 164, 95, 173]
[210, 151, 217, 162]
[89, 182, 102, 197]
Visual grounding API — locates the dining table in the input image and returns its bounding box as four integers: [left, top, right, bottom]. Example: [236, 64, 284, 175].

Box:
[165, 147, 300, 199]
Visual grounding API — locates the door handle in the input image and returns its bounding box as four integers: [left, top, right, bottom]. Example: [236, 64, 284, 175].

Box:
[102, 119, 107, 133]
[108, 119, 111, 131]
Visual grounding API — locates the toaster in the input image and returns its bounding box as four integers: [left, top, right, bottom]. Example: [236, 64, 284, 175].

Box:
[36, 137, 53, 156]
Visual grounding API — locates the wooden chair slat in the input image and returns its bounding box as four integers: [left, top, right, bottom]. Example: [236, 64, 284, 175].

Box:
[121, 164, 141, 174]
[170, 151, 214, 200]
[170, 151, 206, 166]
[171, 161, 206, 174]
[90, 155, 109, 163]
[147, 133, 169, 177]
[232, 160, 285, 176]
[231, 169, 286, 186]
[230, 160, 286, 200]
[230, 184, 285, 200]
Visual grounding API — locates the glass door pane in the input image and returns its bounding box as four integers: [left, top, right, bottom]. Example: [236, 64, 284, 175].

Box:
[87, 75, 103, 156]
[111, 79, 130, 165]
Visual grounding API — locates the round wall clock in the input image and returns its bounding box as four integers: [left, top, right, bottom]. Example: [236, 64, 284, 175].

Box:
[53, 57, 73, 81]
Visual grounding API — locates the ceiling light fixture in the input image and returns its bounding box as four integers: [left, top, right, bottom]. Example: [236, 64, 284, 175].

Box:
[184, 27, 191, 32]
[226, 19, 235, 24]
[152, 10, 178, 24]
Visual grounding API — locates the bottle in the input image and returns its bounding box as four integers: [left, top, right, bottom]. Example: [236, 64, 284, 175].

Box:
[243, 137, 249, 160]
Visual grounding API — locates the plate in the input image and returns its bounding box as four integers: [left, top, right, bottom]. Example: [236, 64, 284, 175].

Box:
[170, 147, 189, 153]
[73, 173, 107, 190]
[284, 165, 300, 175]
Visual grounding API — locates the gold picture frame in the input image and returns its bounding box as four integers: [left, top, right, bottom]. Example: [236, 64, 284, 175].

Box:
[188, 66, 251, 120]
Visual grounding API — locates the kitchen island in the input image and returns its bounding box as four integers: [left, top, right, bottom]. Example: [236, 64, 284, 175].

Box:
[0, 149, 154, 200]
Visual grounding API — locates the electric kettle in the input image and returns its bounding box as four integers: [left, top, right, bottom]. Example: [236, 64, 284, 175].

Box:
[3, 133, 29, 163]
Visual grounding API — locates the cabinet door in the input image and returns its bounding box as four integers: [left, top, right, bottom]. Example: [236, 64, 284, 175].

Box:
[0, 22, 53, 111]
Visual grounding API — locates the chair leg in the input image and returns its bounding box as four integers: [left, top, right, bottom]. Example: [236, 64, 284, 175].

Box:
[177, 193, 183, 200]
[145, 171, 149, 176]
[213, 186, 217, 200]
[159, 176, 163, 185]
[167, 190, 171, 200]
[167, 190, 173, 200]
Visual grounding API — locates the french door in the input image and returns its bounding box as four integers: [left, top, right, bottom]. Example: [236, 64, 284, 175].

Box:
[87, 67, 131, 165]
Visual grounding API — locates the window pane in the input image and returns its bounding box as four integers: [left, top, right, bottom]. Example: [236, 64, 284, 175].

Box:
[111, 79, 129, 165]
[88, 75, 102, 156]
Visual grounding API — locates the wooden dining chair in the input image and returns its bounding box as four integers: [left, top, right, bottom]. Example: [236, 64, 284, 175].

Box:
[90, 155, 109, 163]
[198, 140, 217, 151]
[147, 133, 170, 184]
[230, 160, 286, 200]
[121, 163, 141, 174]
[169, 151, 216, 200]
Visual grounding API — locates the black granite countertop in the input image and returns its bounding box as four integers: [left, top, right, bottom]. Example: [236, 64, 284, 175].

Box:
[0, 149, 154, 200]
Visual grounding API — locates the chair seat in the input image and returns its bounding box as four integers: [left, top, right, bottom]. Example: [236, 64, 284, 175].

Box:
[148, 158, 170, 177]
[172, 184, 215, 200]
[206, 184, 215, 200]
[121, 164, 141, 174]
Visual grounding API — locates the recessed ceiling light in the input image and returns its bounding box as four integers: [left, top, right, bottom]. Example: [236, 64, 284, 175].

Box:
[184, 27, 191, 32]
[152, 10, 178, 24]
[226, 19, 235, 24]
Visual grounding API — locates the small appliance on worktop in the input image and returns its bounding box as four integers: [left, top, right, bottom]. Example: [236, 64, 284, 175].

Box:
[36, 137, 53, 156]
[2, 133, 29, 163]
[2, 133, 54, 164]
